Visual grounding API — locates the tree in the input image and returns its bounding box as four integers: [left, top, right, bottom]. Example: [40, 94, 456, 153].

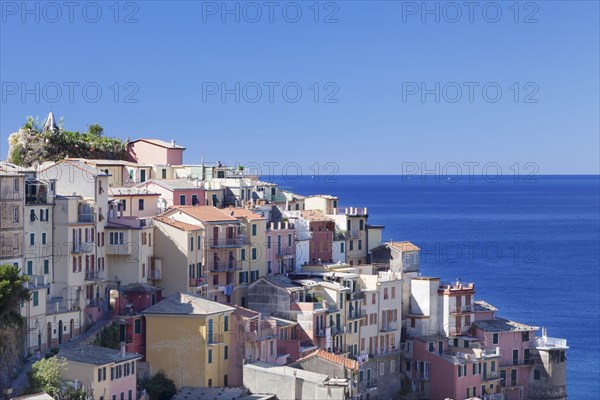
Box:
[138, 370, 177, 400]
[28, 356, 68, 398]
[87, 124, 104, 137]
[0, 264, 30, 325]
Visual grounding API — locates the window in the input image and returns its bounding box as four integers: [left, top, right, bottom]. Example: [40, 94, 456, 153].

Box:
[270, 341, 274, 355]
[192, 194, 198, 205]
[534, 369, 541, 380]
[134, 319, 141, 334]
[111, 367, 114, 381]
[349, 240, 354, 251]
[512, 349, 519, 366]
[179, 194, 186, 205]
[41, 232, 46, 245]
[428, 342, 435, 352]
[44, 259, 49, 274]
[224, 345, 229, 360]
[288, 233, 292, 246]
[224, 315, 229, 332]
[522, 331, 530, 342]
[252, 248, 257, 260]
[120, 392, 124, 400]
[340, 242, 345, 253]
[458, 364, 467, 377]
[208, 349, 213, 363]
[128, 390, 132, 400]
[29, 233, 35, 246]
[358, 240, 362, 250]
[208, 379, 212, 387]
[98, 368, 102, 382]
[13, 206, 19, 223]
[121, 199, 127, 211]
[162, 169, 167, 179]
[30, 209, 37, 222]
[510, 369, 517, 386]
[138, 199, 144, 210]
[189, 237, 194, 251]
[380, 362, 385, 375]
[224, 375, 228, 386]
[252, 224, 257, 236]
[131, 361, 135, 374]
[27, 261, 33, 275]
[492, 333, 499, 344]
[267, 236, 271, 249]
[360, 219, 364, 230]
[240, 248, 246, 260]
[33, 291, 39, 306]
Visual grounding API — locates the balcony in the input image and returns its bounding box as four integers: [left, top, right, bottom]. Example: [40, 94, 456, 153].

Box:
[380, 321, 399, 332]
[72, 243, 94, 254]
[189, 276, 208, 287]
[85, 270, 104, 281]
[365, 379, 378, 389]
[77, 208, 95, 223]
[451, 304, 474, 314]
[347, 309, 367, 320]
[149, 268, 161, 280]
[532, 336, 568, 350]
[348, 230, 360, 239]
[275, 247, 295, 257]
[346, 292, 365, 301]
[209, 260, 240, 272]
[331, 325, 346, 335]
[210, 237, 247, 248]
[207, 333, 224, 345]
[483, 372, 500, 381]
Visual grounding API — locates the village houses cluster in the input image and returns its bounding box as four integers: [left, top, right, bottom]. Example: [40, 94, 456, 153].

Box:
[1, 114, 568, 400]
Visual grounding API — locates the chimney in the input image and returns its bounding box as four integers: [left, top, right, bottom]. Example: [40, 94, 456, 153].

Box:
[171, 139, 175, 147]
[120, 342, 126, 357]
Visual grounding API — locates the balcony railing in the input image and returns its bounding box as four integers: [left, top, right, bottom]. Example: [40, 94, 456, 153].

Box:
[85, 270, 104, 281]
[346, 292, 365, 301]
[209, 261, 240, 272]
[207, 333, 224, 344]
[275, 247, 295, 257]
[347, 309, 367, 320]
[210, 237, 247, 248]
[532, 336, 568, 349]
[189, 276, 208, 287]
[26, 193, 48, 205]
[72, 243, 94, 254]
[149, 268, 161, 280]
[77, 213, 95, 223]
[380, 321, 399, 332]
[348, 230, 360, 239]
[483, 372, 500, 381]
[331, 325, 346, 335]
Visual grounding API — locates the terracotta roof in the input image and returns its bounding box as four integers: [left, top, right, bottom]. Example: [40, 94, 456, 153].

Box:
[300, 210, 334, 222]
[130, 138, 186, 149]
[388, 241, 420, 252]
[140, 179, 204, 190]
[173, 205, 238, 222]
[59, 345, 142, 365]
[226, 207, 266, 221]
[154, 216, 203, 232]
[232, 305, 261, 319]
[297, 349, 359, 371]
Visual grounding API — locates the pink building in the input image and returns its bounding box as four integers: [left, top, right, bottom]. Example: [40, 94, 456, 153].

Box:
[127, 139, 185, 165]
[60, 344, 142, 400]
[302, 211, 335, 264]
[265, 221, 296, 274]
[137, 179, 206, 209]
[230, 306, 280, 386]
[473, 318, 539, 400]
[113, 283, 163, 358]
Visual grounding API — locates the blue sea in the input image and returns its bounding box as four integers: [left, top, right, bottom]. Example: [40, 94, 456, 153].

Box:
[268, 175, 600, 400]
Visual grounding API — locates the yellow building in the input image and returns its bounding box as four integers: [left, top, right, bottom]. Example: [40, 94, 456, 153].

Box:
[143, 292, 235, 389]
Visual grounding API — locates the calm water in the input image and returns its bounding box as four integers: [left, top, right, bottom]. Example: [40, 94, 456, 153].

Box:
[268, 175, 600, 399]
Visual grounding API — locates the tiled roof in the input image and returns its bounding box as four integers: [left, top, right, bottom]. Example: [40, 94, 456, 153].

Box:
[296, 349, 359, 371]
[121, 282, 162, 294]
[154, 216, 203, 232]
[142, 292, 234, 315]
[473, 318, 539, 333]
[174, 205, 238, 222]
[225, 207, 266, 221]
[141, 179, 204, 190]
[388, 241, 420, 252]
[39, 159, 109, 177]
[244, 362, 332, 385]
[59, 345, 142, 366]
[474, 300, 498, 312]
[300, 210, 334, 221]
[130, 138, 186, 149]
[232, 305, 261, 319]
[110, 187, 160, 196]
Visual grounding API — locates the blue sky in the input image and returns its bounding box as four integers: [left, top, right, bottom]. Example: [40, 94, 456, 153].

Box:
[1, 0, 598, 174]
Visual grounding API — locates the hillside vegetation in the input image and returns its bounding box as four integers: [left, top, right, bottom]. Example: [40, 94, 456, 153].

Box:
[7, 116, 128, 166]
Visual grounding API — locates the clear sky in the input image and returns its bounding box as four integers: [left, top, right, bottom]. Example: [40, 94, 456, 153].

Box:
[1, 0, 598, 174]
